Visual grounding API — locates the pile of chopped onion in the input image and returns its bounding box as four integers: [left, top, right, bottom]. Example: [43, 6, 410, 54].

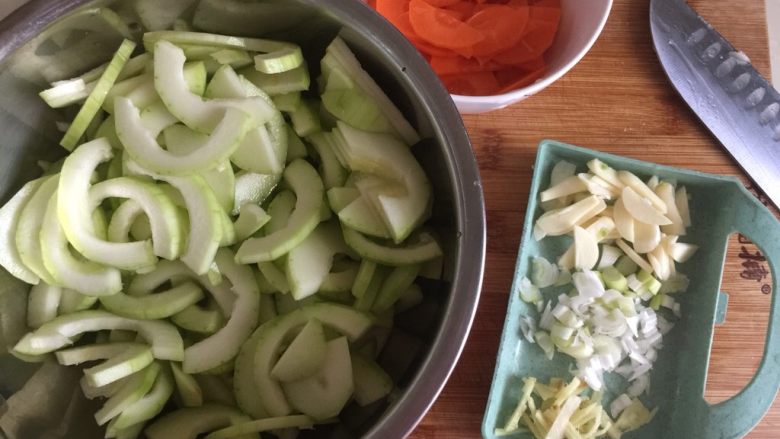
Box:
[513, 159, 697, 427]
[495, 377, 656, 439]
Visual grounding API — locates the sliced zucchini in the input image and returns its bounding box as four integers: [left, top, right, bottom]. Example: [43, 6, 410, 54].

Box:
[153, 40, 275, 133]
[95, 362, 161, 426]
[282, 337, 353, 420]
[99, 281, 204, 320]
[254, 45, 303, 74]
[334, 122, 431, 242]
[60, 39, 135, 151]
[183, 249, 259, 373]
[171, 303, 224, 334]
[88, 176, 184, 262]
[236, 160, 324, 263]
[372, 264, 421, 313]
[115, 96, 251, 175]
[0, 176, 46, 284]
[171, 361, 203, 407]
[286, 221, 347, 300]
[41, 193, 123, 296]
[26, 282, 62, 328]
[271, 92, 301, 113]
[320, 260, 360, 294]
[15, 176, 59, 285]
[58, 288, 98, 314]
[258, 261, 290, 294]
[112, 363, 174, 428]
[145, 404, 255, 439]
[135, 0, 198, 31]
[247, 303, 373, 416]
[271, 319, 327, 382]
[307, 132, 347, 190]
[342, 226, 442, 266]
[85, 344, 156, 388]
[205, 415, 314, 439]
[13, 310, 184, 361]
[240, 63, 311, 95]
[234, 203, 270, 241]
[233, 171, 279, 216]
[58, 139, 158, 269]
[206, 65, 288, 175]
[326, 186, 360, 213]
[351, 353, 393, 406]
[163, 124, 236, 213]
[338, 195, 392, 240]
[325, 37, 419, 145]
[55, 342, 140, 366]
[290, 99, 321, 138]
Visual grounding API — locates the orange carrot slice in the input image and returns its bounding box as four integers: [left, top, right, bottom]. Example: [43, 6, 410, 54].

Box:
[467, 3, 530, 57]
[429, 55, 501, 76]
[376, 0, 419, 39]
[440, 71, 501, 96]
[408, 0, 484, 50]
[421, 0, 462, 7]
[443, 0, 476, 19]
[496, 66, 547, 93]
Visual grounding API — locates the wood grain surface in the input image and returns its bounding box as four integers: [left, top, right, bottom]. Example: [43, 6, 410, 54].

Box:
[411, 0, 780, 437]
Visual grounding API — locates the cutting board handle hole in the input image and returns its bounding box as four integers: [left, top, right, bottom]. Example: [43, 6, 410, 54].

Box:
[703, 232, 773, 404]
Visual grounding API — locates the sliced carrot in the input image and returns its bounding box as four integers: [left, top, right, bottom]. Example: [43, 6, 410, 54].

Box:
[528, 0, 562, 25]
[440, 71, 502, 96]
[408, 0, 484, 51]
[443, 0, 476, 18]
[376, 0, 418, 38]
[496, 66, 547, 93]
[516, 56, 546, 71]
[421, 0, 462, 7]
[467, 3, 530, 57]
[429, 55, 502, 76]
[412, 36, 458, 57]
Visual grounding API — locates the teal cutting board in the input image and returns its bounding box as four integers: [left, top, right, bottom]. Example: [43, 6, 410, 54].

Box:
[482, 140, 780, 439]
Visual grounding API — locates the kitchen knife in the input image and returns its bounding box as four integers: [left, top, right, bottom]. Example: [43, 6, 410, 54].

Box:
[650, 0, 780, 208]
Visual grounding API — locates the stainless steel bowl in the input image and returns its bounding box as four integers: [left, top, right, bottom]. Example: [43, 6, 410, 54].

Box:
[0, 1, 486, 437]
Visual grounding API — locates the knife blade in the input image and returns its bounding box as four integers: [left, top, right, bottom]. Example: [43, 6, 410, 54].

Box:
[650, 0, 780, 208]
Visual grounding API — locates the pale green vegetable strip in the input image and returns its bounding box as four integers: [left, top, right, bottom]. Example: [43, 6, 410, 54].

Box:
[61, 39, 136, 151]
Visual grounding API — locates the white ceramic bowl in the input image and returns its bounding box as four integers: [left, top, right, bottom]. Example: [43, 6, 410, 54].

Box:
[453, 0, 613, 114]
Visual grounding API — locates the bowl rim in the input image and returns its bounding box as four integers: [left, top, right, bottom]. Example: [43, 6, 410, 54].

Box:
[0, 1, 487, 438]
[451, 0, 614, 106]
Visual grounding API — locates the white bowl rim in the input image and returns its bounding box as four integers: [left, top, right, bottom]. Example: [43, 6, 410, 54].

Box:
[451, 0, 614, 107]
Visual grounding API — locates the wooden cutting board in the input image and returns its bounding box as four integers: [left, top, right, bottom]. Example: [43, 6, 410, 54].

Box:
[413, 0, 780, 437]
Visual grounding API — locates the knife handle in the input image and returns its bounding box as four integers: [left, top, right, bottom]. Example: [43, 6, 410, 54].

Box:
[703, 184, 780, 438]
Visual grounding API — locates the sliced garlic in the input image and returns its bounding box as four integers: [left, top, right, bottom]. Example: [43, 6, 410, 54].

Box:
[587, 159, 625, 189]
[655, 182, 685, 235]
[541, 175, 588, 202]
[621, 186, 672, 226]
[558, 245, 575, 271]
[578, 173, 617, 199]
[574, 226, 599, 270]
[585, 216, 617, 242]
[633, 220, 661, 254]
[645, 175, 660, 190]
[669, 242, 698, 263]
[536, 195, 606, 236]
[551, 160, 577, 186]
[618, 171, 667, 213]
[675, 186, 691, 227]
[648, 244, 671, 280]
[613, 197, 635, 242]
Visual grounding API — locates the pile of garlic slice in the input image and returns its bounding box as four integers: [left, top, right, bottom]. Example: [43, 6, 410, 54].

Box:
[534, 159, 697, 279]
[519, 158, 698, 421]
